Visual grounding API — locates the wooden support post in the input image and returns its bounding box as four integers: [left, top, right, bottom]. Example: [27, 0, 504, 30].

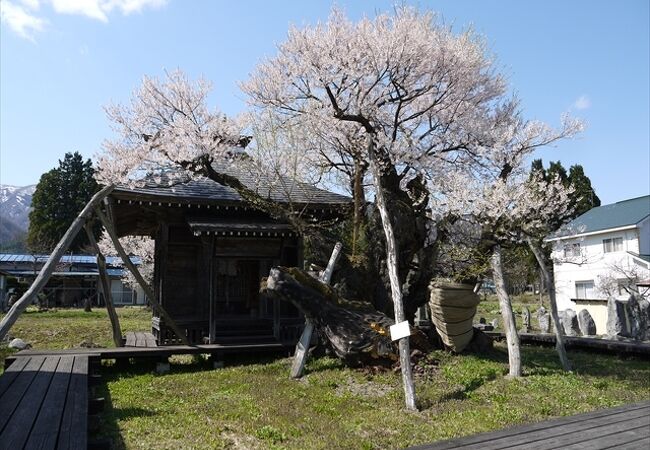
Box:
[290, 241, 342, 379]
[84, 224, 123, 348]
[0, 185, 115, 341]
[528, 238, 572, 371]
[491, 244, 522, 377]
[367, 140, 417, 411]
[94, 207, 191, 345]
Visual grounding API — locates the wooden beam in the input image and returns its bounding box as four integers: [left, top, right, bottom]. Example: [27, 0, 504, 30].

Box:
[0, 185, 115, 341]
[94, 207, 190, 345]
[84, 224, 123, 348]
[290, 241, 342, 379]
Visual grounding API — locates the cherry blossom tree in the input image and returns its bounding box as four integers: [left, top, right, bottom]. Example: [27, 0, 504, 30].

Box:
[432, 105, 583, 375]
[97, 70, 245, 187]
[242, 6, 543, 407]
[98, 232, 155, 288]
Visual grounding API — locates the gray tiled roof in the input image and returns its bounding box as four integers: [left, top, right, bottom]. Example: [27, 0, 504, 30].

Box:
[549, 195, 650, 239]
[114, 163, 351, 207]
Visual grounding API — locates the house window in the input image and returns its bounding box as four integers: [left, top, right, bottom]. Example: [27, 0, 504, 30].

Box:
[603, 237, 623, 253]
[575, 280, 595, 299]
[563, 243, 581, 258]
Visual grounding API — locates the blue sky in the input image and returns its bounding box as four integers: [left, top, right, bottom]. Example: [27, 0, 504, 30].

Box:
[1, 0, 648, 204]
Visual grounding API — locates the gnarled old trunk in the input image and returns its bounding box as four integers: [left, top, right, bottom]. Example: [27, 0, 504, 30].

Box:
[303, 162, 435, 323]
[262, 267, 433, 367]
[368, 166, 435, 321]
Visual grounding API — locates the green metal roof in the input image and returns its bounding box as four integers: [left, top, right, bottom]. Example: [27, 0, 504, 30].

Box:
[550, 195, 650, 239]
[630, 252, 650, 264]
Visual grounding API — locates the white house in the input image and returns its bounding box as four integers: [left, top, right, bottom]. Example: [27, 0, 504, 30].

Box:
[546, 195, 650, 334]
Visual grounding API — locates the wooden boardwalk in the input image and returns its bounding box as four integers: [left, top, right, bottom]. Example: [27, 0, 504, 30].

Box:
[124, 331, 158, 348]
[410, 401, 650, 450]
[0, 355, 89, 450]
[487, 332, 650, 357]
[5, 341, 285, 369]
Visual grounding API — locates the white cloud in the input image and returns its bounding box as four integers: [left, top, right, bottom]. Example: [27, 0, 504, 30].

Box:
[2, 0, 167, 40]
[572, 95, 591, 110]
[104, 0, 167, 15]
[19, 0, 40, 10]
[0, 0, 47, 41]
[49, 0, 166, 21]
[50, 0, 108, 21]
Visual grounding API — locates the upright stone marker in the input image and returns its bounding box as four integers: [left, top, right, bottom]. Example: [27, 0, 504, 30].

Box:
[577, 309, 597, 336]
[607, 297, 629, 338]
[521, 306, 531, 333]
[559, 309, 580, 336]
[537, 307, 551, 333]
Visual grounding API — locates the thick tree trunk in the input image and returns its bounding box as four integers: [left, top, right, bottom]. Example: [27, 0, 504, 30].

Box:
[491, 245, 522, 377]
[84, 224, 123, 348]
[365, 163, 433, 320]
[351, 161, 367, 258]
[527, 239, 572, 371]
[95, 207, 191, 345]
[291, 242, 343, 378]
[0, 184, 115, 341]
[368, 139, 417, 411]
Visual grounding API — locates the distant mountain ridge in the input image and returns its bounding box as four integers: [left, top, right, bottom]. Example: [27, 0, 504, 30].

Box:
[0, 184, 36, 249]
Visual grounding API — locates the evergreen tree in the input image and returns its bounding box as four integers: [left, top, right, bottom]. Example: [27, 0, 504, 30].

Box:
[568, 164, 601, 216]
[529, 159, 600, 221]
[27, 152, 100, 252]
[546, 160, 569, 186]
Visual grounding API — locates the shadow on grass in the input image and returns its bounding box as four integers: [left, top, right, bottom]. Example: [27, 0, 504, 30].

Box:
[94, 377, 129, 450]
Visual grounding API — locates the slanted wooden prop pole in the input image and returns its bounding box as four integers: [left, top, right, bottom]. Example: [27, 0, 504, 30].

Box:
[290, 241, 342, 379]
[94, 207, 190, 345]
[84, 223, 123, 348]
[0, 184, 115, 341]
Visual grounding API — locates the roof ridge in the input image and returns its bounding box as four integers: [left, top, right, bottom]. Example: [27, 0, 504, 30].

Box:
[607, 194, 650, 206]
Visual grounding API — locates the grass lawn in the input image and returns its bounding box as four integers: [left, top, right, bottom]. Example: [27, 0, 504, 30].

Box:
[0, 306, 151, 370]
[1, 306, 649, 449]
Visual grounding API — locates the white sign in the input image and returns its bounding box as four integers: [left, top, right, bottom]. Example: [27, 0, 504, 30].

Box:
[389, 321, 411, 341]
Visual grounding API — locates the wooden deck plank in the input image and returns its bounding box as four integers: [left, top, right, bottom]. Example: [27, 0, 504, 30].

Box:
[465, 405, 650, 450]
[0, 356, 60, 449]
[505, 414, 650, 450]
[621, 436, 650, 450]
[561, 423, 650, 450]
[144, 332, 158, 348]
[125, 332, 136, 347]
[409, 402, 650, 450]
[0, 356, 31, 398]
[11, 341, 284, 360]
[135, 331, 146, 347]
[0, 356, 46, 434]
[57, 355, 89, 450]
[24, 356, 75, 450]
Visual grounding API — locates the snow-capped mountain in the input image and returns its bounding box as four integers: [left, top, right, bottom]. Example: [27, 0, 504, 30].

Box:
[0, 185, 36, 246]
[1, 184, 36, 229]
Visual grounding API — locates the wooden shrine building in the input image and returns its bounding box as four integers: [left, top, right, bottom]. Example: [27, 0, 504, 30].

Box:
[107, 168, 351, 346]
